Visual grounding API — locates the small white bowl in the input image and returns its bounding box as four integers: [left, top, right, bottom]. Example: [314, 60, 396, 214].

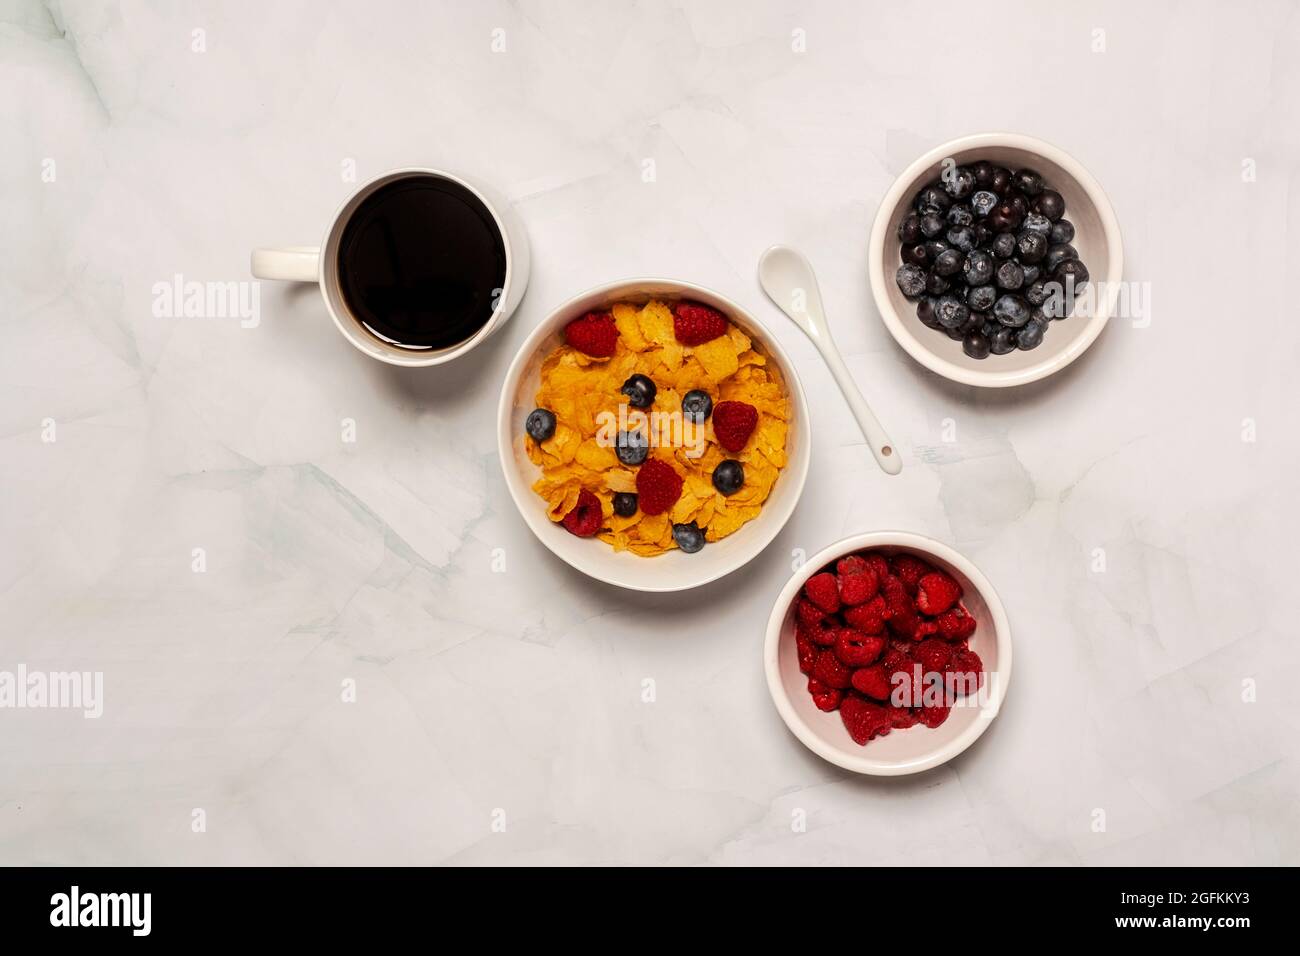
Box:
[868, 133, 1123, 388]
[497, 278, 811, 593]
[764, 531, 1012, 775]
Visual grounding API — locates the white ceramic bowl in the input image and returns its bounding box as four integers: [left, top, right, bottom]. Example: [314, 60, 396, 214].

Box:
[498, 278, 810, 592]
[765, 531, 1012, 775]
[868, 133, 1123, 388]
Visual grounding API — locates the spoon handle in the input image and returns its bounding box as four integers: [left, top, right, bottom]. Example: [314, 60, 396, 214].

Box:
[814, 336, 902, 475]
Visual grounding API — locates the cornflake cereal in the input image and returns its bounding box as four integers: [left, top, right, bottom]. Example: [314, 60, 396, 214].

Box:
[525, 299, 791, 556]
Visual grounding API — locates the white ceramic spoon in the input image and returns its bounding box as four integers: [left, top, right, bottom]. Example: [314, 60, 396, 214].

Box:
[758, 245, 901, 476]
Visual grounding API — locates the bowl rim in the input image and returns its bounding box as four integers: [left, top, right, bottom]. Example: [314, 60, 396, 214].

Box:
[868, 132, 1124, 388]
[764, 530, 1013, 775]
[496, 276, 811, 593]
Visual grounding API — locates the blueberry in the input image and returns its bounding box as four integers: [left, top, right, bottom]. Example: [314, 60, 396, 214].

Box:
[902, 242, 929, 265]
[980, 318, 999, 339]
[993, 294, 1030, 327]
[991, 232, 1017, 259]
[963, 250, 995, 286]
[935, 295, 969, 330]
[1016, 319, 1045, 350]
[995, 260, 1024, 290]
[1015, 231, 1047, 264]
[944, 323, 965, 341]
[971, 161, 996, 187]
[1040, 281, 1069, 319]
[1020, 263, 1041, 285]
[986, 202, 1023, 233]
[1043, 243, 1078, 273]
[919, 213, 946, 238]
[1008, 193, 1029, 217]
[681, 389, 713, 423]
[946, 225, 977, 253]
[1053, 258, 1090, 288]
[525, 408, 557, 442]
[973, 222, 994, 246]
[966, 283, 997, 312]
[1012, 168, 1044, 196]
[711, 460, 745, 496]
[896, 263, 927, 298]
[933, 249, 964, 277]
[958, 308, 984, 335]
[620, 373, 657, 408]
[990, 166, 1013, 195]
[915, 185, 952, 214]
[942, 166, 976, 199]
[1049, 219, 1075, 244]
[898, 214, 922, 243]
[613, 492, 638, 517]
[925, 271, 950, 295]
[917, 298, 943, 329]
[989, 326, 1017, 354]
[672, 521, 705, 553]
[1024, 279, 1050, 306]
[1033, 189, 1065, 220]
[615, 430, 649, 466]
[925, 239, 950, 259]
[1021, 212, 1052, 237]
[962, 331, 991, 359]
[970, 190, 999, 218]
[946, 204, 974, 227]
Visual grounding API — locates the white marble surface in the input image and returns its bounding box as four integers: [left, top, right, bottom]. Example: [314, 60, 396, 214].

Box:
[2, 0, 1298, 866]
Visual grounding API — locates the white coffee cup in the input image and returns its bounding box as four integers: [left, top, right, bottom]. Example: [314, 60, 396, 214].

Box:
[251, 167, 530, 367]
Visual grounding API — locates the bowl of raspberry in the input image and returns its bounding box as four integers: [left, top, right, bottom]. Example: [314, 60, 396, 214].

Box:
[869, 133, 1123, 387]
[498, 278, 811, 592]
[765, 532, 1011, 775]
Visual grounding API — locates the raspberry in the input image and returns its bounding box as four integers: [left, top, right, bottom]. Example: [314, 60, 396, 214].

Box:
[850, 664, 892, 700]
[917, 702, 951, 728]
[915, 571, 962, 615]
[916, 638, 953, 673]
[889, 706, 920, 729]
[635, 458, 683, 515]
[672, 301, 728, 346]
[833, 628, 885, 667]
[812, 649, 852, 690]
[891, 554, 934, 589]
[711, 401, 758, 452]
[803, 572, 841, 614]
[796, 612, 838, 647]
[844, 594, 887, 634]
[836, 555, 868, 576]
[889, 606, 923, 640]
[796, 632, 818, 675]
[840, 696, 894, 745]
[935, 604, 977, 641]
[838, 570, 879, 606]
[880, 647, 913, 678]
[880, 575, 910, 618]
[864, 554, 890, 582]
[890, 662, 926, 708]
[807, 678, 843, 712]
[563, 311, 618, 357]
[561, 489, 603, 537]
[947, 644, 984, 697]
[796, 597, 823, 628]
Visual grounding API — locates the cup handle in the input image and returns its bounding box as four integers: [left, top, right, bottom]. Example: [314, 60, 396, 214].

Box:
[251, 246, 320, 282]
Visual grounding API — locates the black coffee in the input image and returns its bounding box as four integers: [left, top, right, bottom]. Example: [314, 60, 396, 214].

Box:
[337, 175, 507, 349]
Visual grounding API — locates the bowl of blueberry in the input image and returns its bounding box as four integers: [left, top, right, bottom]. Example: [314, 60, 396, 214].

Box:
[869, 133, 1123, 387]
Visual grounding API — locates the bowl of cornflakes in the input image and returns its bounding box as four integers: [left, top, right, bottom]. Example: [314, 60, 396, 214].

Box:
[498, 278, 810, 592]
